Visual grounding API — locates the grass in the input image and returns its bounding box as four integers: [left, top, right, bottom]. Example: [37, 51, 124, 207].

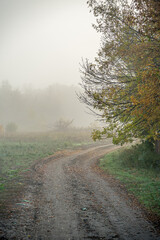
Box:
[0, 129, 93, 200]
[99, 147, 160, 216]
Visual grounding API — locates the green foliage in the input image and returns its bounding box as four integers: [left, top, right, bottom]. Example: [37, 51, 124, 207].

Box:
[100, 145, 160, 215]
[80, 0, 160, 147]
[119, 141, 160, 169]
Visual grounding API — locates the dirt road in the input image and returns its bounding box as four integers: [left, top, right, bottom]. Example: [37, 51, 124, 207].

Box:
[1, 144, 160, 239]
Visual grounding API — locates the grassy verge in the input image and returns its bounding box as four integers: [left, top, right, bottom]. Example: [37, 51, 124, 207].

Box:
[99, 147, 160, 216]
[0, 129, 93, 208]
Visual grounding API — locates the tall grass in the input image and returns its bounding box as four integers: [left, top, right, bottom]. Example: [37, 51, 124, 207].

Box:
[99, 142, 160, 216]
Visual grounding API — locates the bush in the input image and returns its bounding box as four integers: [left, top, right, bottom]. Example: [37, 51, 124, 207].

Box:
[6, 122, 18, 134]
[120, 141, 160, 169]
[54, 118, 73, 131]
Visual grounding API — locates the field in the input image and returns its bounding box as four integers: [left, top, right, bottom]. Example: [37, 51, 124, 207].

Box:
[1, 130, 159, 220]
[0, 129, 93, 209]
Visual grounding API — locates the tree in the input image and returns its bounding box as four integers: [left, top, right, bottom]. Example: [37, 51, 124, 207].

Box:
[80, 0, 160, 151]
[6, 122, 18, 134]
[54, 118, 73, 131]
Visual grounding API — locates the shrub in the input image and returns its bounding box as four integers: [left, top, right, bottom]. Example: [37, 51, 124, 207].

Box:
[120, 141, 160, 169]
[5, 122, 18, 134]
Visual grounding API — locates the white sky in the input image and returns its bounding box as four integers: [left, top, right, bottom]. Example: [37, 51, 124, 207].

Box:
[0, 0, 100, 89]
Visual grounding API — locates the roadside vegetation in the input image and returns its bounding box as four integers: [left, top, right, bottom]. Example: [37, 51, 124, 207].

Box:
[80, 0, 160, 153]
[99, 141, 160, 216]
[0, 129, 93, 209]
[80, 0, 160, 219]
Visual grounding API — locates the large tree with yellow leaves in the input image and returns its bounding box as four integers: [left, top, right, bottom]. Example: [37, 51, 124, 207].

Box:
[80, 0, 160, 152]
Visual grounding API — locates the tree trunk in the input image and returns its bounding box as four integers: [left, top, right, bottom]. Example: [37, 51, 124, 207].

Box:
[155, 140, 160, 154]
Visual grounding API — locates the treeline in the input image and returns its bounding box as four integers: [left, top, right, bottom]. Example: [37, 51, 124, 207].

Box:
[0, 81, 94, 132]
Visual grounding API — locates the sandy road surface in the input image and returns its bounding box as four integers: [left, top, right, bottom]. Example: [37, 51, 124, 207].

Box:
[1, 144, 160, 240]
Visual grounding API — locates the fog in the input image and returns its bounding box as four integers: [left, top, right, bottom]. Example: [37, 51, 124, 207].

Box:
[0, 0, 100, 131]
[0, 81, 96, 132]
[0, 0, 100, 89]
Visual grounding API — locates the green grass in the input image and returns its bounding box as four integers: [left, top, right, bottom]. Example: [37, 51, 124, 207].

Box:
[0, 129, 93, 195]
[99, 148, 160, 216]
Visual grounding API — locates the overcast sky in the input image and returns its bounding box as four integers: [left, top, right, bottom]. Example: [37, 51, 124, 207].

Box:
[0, 0, 100, 89]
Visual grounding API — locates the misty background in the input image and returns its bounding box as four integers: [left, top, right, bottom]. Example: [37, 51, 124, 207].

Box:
[0, 0, 99, 88]
[0, 81, 97, 131]
[0, 0, 100, 131]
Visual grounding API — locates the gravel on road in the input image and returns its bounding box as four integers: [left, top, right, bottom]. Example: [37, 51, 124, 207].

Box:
[0, 144, 160, 240]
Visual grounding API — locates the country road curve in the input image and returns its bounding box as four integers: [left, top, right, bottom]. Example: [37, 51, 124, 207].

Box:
[1, 144, 160, 240]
